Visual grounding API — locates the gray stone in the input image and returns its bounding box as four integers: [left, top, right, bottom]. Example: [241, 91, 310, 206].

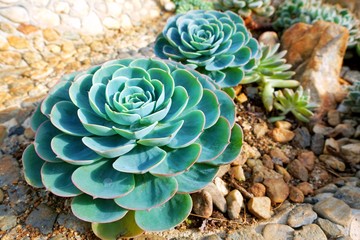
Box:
[293, 224, 327, 240]
[330, 124, 356, 138]
[287, 204, 317, 228]
[314, 183, 339, 194]
[341, 143, 360, 164]
[291, 127, 311, 148]
[25, 204, 57, 234]
[262, 223, 294, 240]
[311, 133, 325, 155]
[316, 218, 344, 238]
[226, 190, 243, 220]
[343, 70, 360, 84]
[327, 109, 341, 126]
[56, 213, 90, 233]
[226, 229, 264, 240]
[313, 192, 334, 202]
[0, 156, 20, 186]
[334, 186, 360, 209]
[8, 184, 30, 214]
[313, 197, 352, 227]
[204, 183, 227, 213]
[191, 190, 213, 218]
[201, 234, 222, 240]
[0, 205, 17, 231]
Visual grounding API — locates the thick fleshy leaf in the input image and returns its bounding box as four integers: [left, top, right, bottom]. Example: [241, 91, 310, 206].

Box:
[113, 66, 151, 80]
[113, 121, 158, 140]
[50, 101, 90, 137]
[88, 83, 108, 119]
[135, 194, 192, 231]
[92, 211, 144, 240]
[150, 144, 201, 176]
[34, 121, 61, 162]
[175, 163, 219, 193]
[78, 108, 116, 136]
[214, 90, 236, 127]
[69, 73, 93, 109]
[113, 145, 166, 174]
[52, 134, 102, 165]
[232, 47, 251, 66]
[139, 99, 172, 125]
[82, 135, 136, 158]
[148, 68, 174, 102]
[41, 162, 81, 197]
[72, 160, 135, 199]
[22, 144, 45, 188]
[114, 173, 177, 210]
[71, 194, 128, 223]
[193, 89, 220, 129]
[105, 104, 141, 125]
[160, 86, 188, 122]
[137, 121, 183, 146]
[92, 64, 123, 84]
[196, 117, 231, 163]
[129, 58, 170, 72]
[220, 67, 244, 87]
[205, 54, 235, 71]
[30, 103, 48, 132]
[41, 81, 71, 116]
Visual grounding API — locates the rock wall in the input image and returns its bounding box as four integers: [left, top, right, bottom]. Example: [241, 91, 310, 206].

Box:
[0, 0, 162, 35]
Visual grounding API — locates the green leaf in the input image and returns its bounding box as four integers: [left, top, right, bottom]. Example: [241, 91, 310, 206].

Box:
[105, 104, 141, 125]
[72, 160, 135, 199]
[139, 99, 172, 125]
[41, 81, 71, 116]
[150, 144, 201, 176]
[112, 66, 151, 80]
[194, 89, 220, 128]
[175, 163, 219, 193]
[130, 58, 170, 73]
[34, 120, 61, 162]
[115, 173, 177, 210]
[113, 145, 166, 174]
[214, 90, 236, 127]
[221, 67, 244, 88]
[82, 135, 136, 158]
[137, 121, 183, 146]
[69, 73, 93, 109]
[105, 77, 127, 109]
[232, 47, 251, 66]
[161, 86, 188, 122]
[148, 68, 175, 102]
[135, 194, 192, 231]
[206, 54, 235, 71]
[92, 211, 144, 240]
[88, 83, 108, 119]
[71, 194, 128, 223]
[30, 103, 48, 132]
[52, 134, 103, 165]
[92, 64, 123, 84]
[113, 121, 158, 140]
[22, 144, 45, 188]
[78, 108, 117, 136]
[41, 162, 81, 197]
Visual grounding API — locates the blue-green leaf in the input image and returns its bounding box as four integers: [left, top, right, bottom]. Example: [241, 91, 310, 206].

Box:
[30, 103, 48, 132]
[92, 64, 123, 84]
[105, 104, 141, 125]
[206, 54, 235, 71]
[112, 66, 151, 80]
[41, 81, 71, 116]
[69, 73, 93, 109]
[113, 121, 158, 140]
[78, 108, 116, 136]
[137, 121, 183, 146]
[88, 83, 108, 119]
[194, 89, 220, 129]
[34, 120, 61, 162]
[161, 86, 188, 122]
[22, 144, 45, 188]
[214, 90, 236, 127]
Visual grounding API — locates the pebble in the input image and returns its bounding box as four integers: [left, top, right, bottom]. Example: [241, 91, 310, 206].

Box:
[252, 165, 283, 183]
[355, 125, 360, 138]
[292, 127, 311, 148]
[293, 224, 327, 240]
[289, 186, 304, 203]
[226, 190, 243, 220]
[261, 154, 274, 169]
[313, 123, 334, 136]
[191, 190, 213, 218]
[313, 197, 352, 227]
[297, 151, 316, 172]
[0, 125, 6, 145]
[270, 128, 295, 143]
[214, 177, 229, 196]
[319, 155, 345, 172]
[274, 165, 292, 183]
[253, 122, 268, 139]
[274, 120, 292, 130]
[226, 229, 265, 240]
[0, 206, 17, 231]
[248, 183, 266, 197]
[269, 148, 289, 164]
[0, 189, 4, 203]
[25, 204, 58, 234]
[311, 133, 325, 155]
[330, 124, 356, 138]
[287, 204, 317, 228]
[327, 110, 341, 126]
[334, 186, 360, 209]
[230, 165, 246, 182]
[314, 183, 339, 194]
[340, 143, 360, 164]
[263, 178, 289, 204]
[258, 31, 279, 47]
[217, 165, 230, 178]
[287, 160, 309, 182]
[204, 183, 227, 213]
[262, 223, 294, 240]
[297, 182, 314, 196]
[56, 213, 91, 233]
[324, 138, 340, 154]
[0, 156, 20, 186]
[247, 197, 272, 220]
[316, 218, 345, 238]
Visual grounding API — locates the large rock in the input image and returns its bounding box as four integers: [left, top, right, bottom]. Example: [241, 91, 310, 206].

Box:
[281, 21, 348, 119]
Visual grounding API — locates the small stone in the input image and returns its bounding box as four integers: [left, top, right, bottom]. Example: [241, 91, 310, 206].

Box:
[56, 213, 90, 233]
[253, 122, 268, 138]
[61, 42, 75, 53]
[230, 165, 246, 182]
[118, 14, 133, 29]
[271, 128, 295, 143]
[103, 17, 120, 29]
[191, 190, 213, 218]
[349, 211, 360, 240]
[42, 28, 60, 42]
[247, 197, 272, 220]
[327, 110, 341, 126]
[297, 182, 314, 196]
[258, 31, 279, 47]
[0, 206, 17, 231]
[262, 223, 294, 240]
[293, 224, 327, 240]
[315, 183, 338, 194]
[163, 1, 176, 12]
[262, 154, 274, 169]
[204, 183, 227, 213]
[214, 177, 229, 196]
[217, 165, 230, 178]
[323, 138, 340, 154]
[287, 160, 309, 182]
[226, 190, 243, 220]
[316, 218, 344, 238]
[0, 125, 6, 145]
[0, 156, 20, 185]
[319, 155, 345, 171]
[82, 12, 103, 35]
[252, 165, 283, 183]
[313, 197, 352, 227]
[0, 6, 29, 23]
[33, 9, 60, 27]
[275, 120, 292, 130]
[54, 1, 70, 14]
[248, 183, 266, 197]
[297, 151, 316, 171]
[0, 189, 4, 203]
[309, 164, 332, 188]
[313, 124, 334, 136]
[341, 143, 360, 164]
[330, 124, 356, 138]
[311, 133, 325, 155]
[25, 204, 57, 234]
[274, 165, 292, 183]
[7, 36, 28, 49]
[287, 204, 317, 228]
[334, 186, 360, 209]
[263, 178, 289, 204]
[17, 23, 38, 34]
[292, 127, 311, 148]
[270, 148, 289, 164]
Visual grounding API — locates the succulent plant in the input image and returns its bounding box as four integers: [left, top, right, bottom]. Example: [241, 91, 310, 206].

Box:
[240, 43, 300, 111]
[154, 10, 260, 89]
[172, 0, 214, 14]
[215, 0, 275, 17]
[341, 81, 360, 113]
[357, 41, 360, 56]
[272, 86, 317, 122]
[22, 58, 243, 239]
[273, 0, 360, 47]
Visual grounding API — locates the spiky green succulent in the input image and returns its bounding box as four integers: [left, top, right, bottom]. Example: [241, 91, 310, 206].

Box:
[22, 58, 243, 239]
[273, 86, 317, 122]
[342, 81, 360, 113]
[241, 43, 300, 111]
[172, 0, 214, 14]
[215, 0, 275, 17]
[154, 10, 260, 89]
[273, 0, 360, 47]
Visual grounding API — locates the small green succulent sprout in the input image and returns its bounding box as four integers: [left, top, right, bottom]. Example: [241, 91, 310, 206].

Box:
[241, 43, 300, 112]
[154, 10, 260, 89]
[172, 0, 214, 14]
[215, 0, 275, 17]
[22, 58, 243, 239]
[342, 81, 360, 113]
[273, 86, 317, 122]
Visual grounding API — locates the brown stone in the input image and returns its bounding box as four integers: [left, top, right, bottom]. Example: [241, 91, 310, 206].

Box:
[248, 183, 266, 197]
[270, 148, 290, 164]
[289, 186, 304, 203]
[297, 182, 314, 196]
[287, 159, 309, 182]
[275, 165, 292, 183]
[191, 190, 213, 218]
[22, 51, 43, 65]
[297, 151, 316, 171]
[0, 38, 9, 51]
[7, 36, 29, 49]
[0, 125, 7, 145]
[17, 23, 39, 34]
[0, 51, 22, 65]
[281, 21, 349, 119]
[319, 155, 346, 171]
[309, 164, 332, 188]
[42, 28, 60, 42]
[270, 128, 295, 143]
[274, 120, 292, 130]
[258, 31, 279, 47]
[263, 178, 289, 204]
[262, 154, 274, 169]
[248, 197, 272, 219]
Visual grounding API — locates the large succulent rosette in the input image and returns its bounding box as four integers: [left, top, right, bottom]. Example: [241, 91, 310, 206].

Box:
[22, 58, 243, 239]
[154, 10, 260, 89]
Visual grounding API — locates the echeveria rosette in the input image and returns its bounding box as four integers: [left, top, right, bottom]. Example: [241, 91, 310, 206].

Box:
[215, 0, 275, 18]
[154, 10, 260, 89]
[341, 81, 360, 114]
[22, 58, 243, 239]
[172, 0, 214, 14]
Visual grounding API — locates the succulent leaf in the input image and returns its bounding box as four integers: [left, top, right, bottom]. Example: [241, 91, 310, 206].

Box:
[215, 0, 275, 17]
[22, 144, 45, 188]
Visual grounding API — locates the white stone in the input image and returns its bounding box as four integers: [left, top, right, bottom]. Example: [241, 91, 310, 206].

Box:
[54, 1, 70, 14]
[118, 14, 132, 29]
[70, 0, 89, 17]
[61, 15, 81, 29]
[94, 2, 107, 14]
[31, 0, 49, 7]
[214, 177, 229, 196]
[0, 6, 29, 23]
[164, 2, 176, 12]
[33, 8, 60, 27]
[0, 0, 19, 3]
[82, 12, 103, 35]
[230, 165, 246, 182]
[107, 2, 123, 17]
[227, 190, 244, 209]
[103, 17, 120, 30]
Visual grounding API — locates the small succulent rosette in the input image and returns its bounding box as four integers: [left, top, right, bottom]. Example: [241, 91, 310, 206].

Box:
[22, 58, 243, 239]
[154, 10, 260, 88]
[215, 0, 275, 18]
